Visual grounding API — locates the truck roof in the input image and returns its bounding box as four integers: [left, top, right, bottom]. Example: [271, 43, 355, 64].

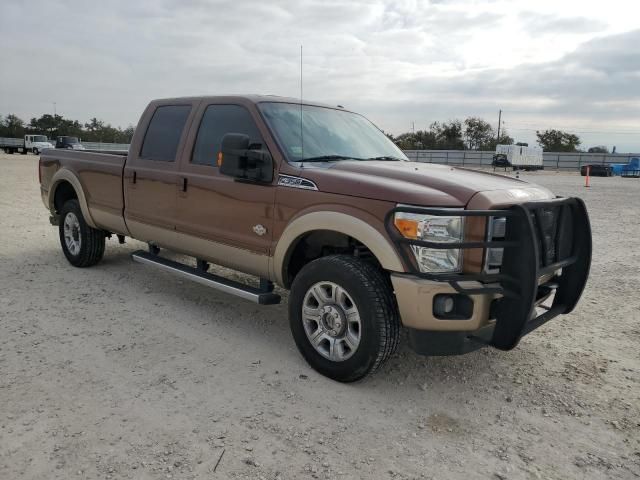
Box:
[150, 95, 346, 110]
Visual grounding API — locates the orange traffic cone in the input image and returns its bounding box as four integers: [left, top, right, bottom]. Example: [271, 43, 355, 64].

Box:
[585, 166, 590, 188]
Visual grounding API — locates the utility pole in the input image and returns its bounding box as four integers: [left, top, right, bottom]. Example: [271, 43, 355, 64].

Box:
[496, 109, 502, 142]
[52, 102, 58, 139]
[412, 121, 415, 134]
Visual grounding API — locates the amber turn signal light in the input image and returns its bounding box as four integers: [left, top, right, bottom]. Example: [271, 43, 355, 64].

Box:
[394, 218, 418, 239]
[217, 152, 223, 167]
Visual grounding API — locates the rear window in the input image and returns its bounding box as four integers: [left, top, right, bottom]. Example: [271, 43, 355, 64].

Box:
[140, 105, 191, 162]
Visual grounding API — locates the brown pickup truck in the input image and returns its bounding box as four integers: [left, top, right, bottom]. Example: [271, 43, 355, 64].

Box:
[39, 95, 592, 382]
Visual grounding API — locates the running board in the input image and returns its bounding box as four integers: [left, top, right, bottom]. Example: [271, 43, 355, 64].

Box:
[131, 250, 281, 305]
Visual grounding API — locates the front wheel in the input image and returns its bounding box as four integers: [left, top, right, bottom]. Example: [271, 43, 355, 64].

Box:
[59, 199, 105, 267]
[33, 148, 39, 155]
[289, 255, 400, 382]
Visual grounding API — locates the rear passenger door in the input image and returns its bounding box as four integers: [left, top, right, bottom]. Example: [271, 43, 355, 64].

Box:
[175, 103, 277, 257]
[124, 102, 198, 243]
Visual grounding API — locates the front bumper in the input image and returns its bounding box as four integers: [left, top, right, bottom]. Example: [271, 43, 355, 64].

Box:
[391, 275, 496, 332]
[386, 197, 592, 354]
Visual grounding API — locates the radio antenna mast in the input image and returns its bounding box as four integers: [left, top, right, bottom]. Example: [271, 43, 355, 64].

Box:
[300, 44, 304, 168]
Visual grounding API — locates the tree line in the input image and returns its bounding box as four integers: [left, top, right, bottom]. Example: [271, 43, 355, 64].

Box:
[388, 117, 515, 151]
[3, 110, 607, 153]
[0, 113, 134, 144]
[386, 117, 607, 153]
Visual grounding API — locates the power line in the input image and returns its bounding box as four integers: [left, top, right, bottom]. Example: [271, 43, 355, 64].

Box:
[506, 122, 639, 133]
[506, 127, 639, 135]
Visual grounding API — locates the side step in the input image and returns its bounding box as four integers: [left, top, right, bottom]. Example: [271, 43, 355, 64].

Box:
[131, 250, 281, 305]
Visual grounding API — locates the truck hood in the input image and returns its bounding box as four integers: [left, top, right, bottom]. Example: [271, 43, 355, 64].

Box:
[300, 160, 553, 207]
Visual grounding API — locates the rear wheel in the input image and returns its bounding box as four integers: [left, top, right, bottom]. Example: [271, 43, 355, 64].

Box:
[59, 199, 105, 267]
[289, 255, 400, 382]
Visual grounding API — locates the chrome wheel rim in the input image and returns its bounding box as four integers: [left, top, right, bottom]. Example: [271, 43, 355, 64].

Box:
[63, 212, 81, 256]
[302, 281, 361, 362]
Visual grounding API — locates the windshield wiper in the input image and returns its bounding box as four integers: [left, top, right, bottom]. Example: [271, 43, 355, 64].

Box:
[296, 155, 362, 162]
[367, 156, 403, 161]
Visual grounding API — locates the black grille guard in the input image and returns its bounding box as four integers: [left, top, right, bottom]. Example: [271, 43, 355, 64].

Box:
[385, 197, 592, 350]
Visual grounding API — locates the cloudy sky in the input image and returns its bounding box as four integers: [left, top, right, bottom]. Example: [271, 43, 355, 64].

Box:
[1, 0, 639, 151]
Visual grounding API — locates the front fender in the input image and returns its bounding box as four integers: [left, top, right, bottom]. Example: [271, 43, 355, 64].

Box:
[272, 210, 404, 287]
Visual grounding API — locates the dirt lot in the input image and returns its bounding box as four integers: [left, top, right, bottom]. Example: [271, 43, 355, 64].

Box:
[1, 153, 638, 480]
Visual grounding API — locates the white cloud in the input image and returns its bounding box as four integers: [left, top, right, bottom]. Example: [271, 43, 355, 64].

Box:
[0, 0, 638, 151]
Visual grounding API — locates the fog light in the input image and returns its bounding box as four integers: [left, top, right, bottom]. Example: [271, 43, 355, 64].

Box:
[433, 294, 474, 320]
[434, 295, 455, 315]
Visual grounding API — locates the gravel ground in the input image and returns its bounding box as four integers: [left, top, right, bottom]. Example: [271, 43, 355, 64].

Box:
[1, 153, 639, 480]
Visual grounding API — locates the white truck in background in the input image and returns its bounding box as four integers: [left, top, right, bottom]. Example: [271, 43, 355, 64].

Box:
[1, 134, 55, 155]
[494, 144, 544, 171]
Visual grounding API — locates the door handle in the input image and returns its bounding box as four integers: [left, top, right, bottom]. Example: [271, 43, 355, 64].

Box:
[182, 177, 188, 192]
[132, 171, 137, 184]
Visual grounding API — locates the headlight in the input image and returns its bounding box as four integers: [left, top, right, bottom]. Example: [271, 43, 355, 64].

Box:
[393, 211, 464, 273]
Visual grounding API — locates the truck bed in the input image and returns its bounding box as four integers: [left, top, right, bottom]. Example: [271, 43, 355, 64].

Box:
[0, 137, 24, 147]
[40, 149, 128, 234]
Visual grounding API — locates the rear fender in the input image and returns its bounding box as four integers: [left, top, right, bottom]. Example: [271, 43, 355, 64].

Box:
[49, 169, 97, 228]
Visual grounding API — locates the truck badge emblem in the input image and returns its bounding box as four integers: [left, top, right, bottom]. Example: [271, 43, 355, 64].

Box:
[252, 224, 267, 236]
[277, 175, 318, 191]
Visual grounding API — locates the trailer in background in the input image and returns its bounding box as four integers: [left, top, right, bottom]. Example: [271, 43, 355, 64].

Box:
[621, 158, 640, 178]
[1, 135, 54, 155]
[600, 158, 640, 177]
[494, 144, 544, 171]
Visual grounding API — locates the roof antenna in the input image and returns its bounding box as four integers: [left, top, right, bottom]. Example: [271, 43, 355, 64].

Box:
[300, 44, 304, 168]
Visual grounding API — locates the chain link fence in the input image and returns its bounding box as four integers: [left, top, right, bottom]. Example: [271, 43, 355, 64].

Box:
[404, 150, 639, 171]
[74, 142, 639, 171]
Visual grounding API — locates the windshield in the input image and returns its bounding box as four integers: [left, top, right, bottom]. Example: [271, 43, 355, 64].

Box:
[33, 135, 48, 142]
[64, 137, 79, 144]
[259, 102, 408, 162]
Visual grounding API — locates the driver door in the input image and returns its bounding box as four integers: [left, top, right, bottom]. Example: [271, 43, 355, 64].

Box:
[174, 102, 277, 273]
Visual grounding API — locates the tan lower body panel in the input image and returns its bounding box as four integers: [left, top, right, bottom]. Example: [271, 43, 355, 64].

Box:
[126, 220, 271, 279]
[90, 207, 130, 236]
[390, 274, 495, 331]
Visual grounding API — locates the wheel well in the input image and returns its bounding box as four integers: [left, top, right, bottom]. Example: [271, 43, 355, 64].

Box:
[53, 181, 78, 213]
[283, 230, 383, 288]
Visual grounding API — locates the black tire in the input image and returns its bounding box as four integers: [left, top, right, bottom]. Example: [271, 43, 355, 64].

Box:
[33, 148, 39, 156]
[59, 199, 105, 267]
[289, 255, 400, 382]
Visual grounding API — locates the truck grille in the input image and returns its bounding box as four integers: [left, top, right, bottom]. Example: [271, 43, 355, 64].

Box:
[486, 207, 565, 272]
[485, 217, 506, 272]
[531, 206, 562, 267]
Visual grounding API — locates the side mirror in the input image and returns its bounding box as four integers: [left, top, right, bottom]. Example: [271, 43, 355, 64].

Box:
[219, 133, 273, 183]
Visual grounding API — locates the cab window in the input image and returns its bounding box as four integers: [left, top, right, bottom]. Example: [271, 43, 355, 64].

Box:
[191, 105, 263, 166]
[140, 105, 192, 162]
